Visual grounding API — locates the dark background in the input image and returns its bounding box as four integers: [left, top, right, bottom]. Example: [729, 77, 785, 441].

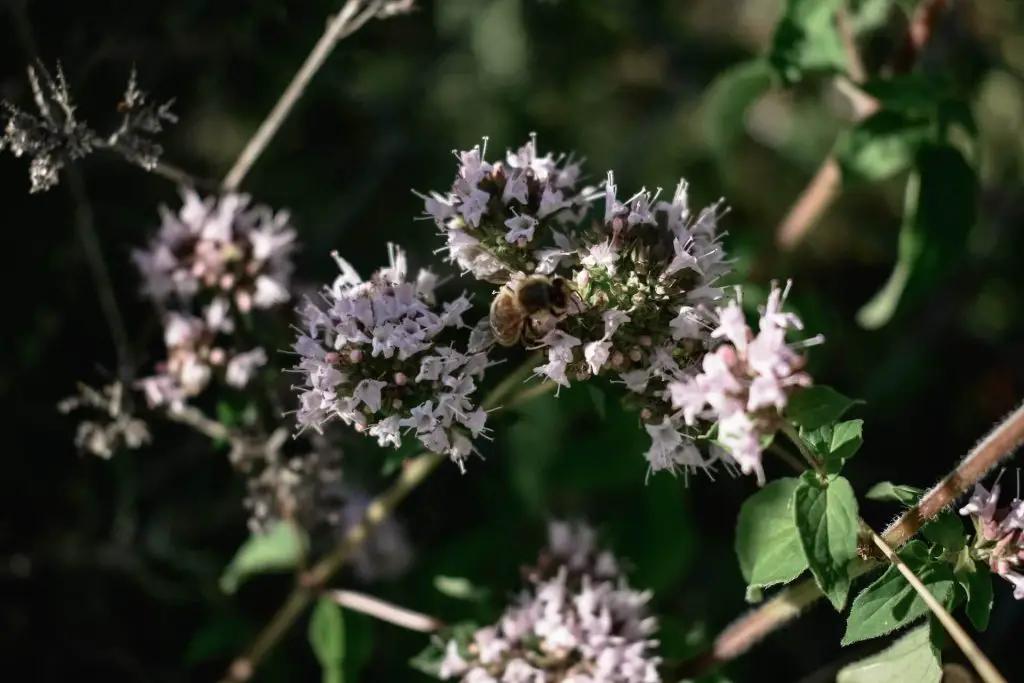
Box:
[2, 0, 1024, 681]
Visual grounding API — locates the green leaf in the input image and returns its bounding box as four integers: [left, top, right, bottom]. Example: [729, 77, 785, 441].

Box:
[801, 420, 864, 474]
[921, 510, 967, 552]
[836, 624, 942, 683]
[767, 0, 847, 84]
[219, 521, 307, 594]
[700, 59, 776, 158]
[835, 110, 932, 183]
[793, 473, 860, 610]
[858, 143, 978, 329]
[865, 482, 922, 505]
[735, 477, 808, 595]
[858, 74, 952, 117]
[954, 551, 993, 632]
[843, 541, 955, 645]
[434, 575, 491, 603]
[786, 386, 859, 430]
[309, 598, 345, 683]
[830, 420, 864, 462]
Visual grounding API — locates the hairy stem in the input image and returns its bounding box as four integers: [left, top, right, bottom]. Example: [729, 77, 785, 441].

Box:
[681, 400, 1024, 677]
[221, 0, 390, 191]
[881, 399, 1024, 549]
[868, 530, 1006, 683]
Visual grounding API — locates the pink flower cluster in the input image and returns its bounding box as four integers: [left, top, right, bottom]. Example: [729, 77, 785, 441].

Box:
[960, 481, 1024, 599]
[667, 281, 821, 484]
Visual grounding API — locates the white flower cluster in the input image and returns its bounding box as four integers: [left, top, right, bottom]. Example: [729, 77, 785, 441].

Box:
[424, 136, 743, 480]
[132, 187, 295, 409]
[529, 175, 730, 407]
[666, 281, 820, 485]
[419, 134, 597, 283]
[960, 480, 1024, 599]
[439, 521, 662, 683]
[291, 244, 491, 470]
[137, 311, 268, 410]
[133, 187, 296, 311]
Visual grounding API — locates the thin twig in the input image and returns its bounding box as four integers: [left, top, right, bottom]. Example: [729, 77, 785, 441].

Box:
[216, 355, 544, 683]
[776, 7, 878, 251]
[220, 0, 388, 191]
[680, 399, 1024, 677]
[219, 449, 446, 683]
[9, 6, 137, 386]
[776, 0, 950, 250]
[327, 589, 443, 632]
[868, 530, 1006, 683]
[108, 144, 220, 191]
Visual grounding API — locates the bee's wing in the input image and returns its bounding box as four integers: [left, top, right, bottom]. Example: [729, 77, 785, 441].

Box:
[468, 316, 496, 352]
[566, 290, 587, 316]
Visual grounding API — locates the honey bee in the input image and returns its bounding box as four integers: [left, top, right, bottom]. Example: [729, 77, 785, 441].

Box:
[489, 274, 579, 347]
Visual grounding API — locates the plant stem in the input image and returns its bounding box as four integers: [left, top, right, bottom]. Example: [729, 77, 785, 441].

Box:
[680, 399, 1024, 677]
[868, 530, 1007, 683]
[881, 399, 1024, 550]
[215, 355, 552, 682]
[221, 0, 389, 191]
[219, 449, 445, 683]
[327, 589, 443, 632]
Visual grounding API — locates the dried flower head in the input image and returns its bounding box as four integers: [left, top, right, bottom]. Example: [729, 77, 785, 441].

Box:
[439, 520, 662, 683]
[960, 479, 1024, 599]
[244, 446, 414, 582]
[667, 281, 822, 484]
[132, 187, 296, 314]
[1, 62, 176, 192]
[58, 381, 150, 458]
[291, 244, 491, 470]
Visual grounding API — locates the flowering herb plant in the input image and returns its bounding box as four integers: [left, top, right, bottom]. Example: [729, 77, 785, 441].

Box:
[10, 1, 1024, 682]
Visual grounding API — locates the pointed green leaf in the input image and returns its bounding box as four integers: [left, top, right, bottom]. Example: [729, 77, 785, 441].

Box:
[843, 541, 955, 645]
[219, 521, 307, 594]
[835, 110, 932, 183]
[921, 510, 966, 552]
[768, 0, 847, 84]
[858, 143, 978, 329]
[736, 477, 808, 594]
[786, 386, 860, 431]
[801, 420, 864, 474]
[793, 473, 860, 610]
[954, 552, 993, 632]
[309, 597, 345, 683]
[836, 625, 941, 683]
[434, 575, 491, 603]
[830, 420, 864, 462]
[865, 482, 922, 505]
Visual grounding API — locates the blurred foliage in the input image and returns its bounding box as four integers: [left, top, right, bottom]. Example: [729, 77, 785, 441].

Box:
[3, 0, 1024, 681]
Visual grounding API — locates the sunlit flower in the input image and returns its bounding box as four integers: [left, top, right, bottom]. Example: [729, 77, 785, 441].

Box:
[290, 244, 492, 470]
[439, 521, 662, 683]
